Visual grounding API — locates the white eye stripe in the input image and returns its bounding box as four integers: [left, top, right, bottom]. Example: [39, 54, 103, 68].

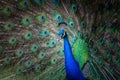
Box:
[63, 32, 65, 37]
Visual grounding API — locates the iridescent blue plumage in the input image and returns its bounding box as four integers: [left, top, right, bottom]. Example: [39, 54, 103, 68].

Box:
[58, 29, 85, 80]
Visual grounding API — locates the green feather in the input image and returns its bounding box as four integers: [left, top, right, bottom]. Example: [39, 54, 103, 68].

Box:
[0, 45, 3, 54]
[18, 0, 31, 9]
[15, 50, 24, 57]
[30, 44, 39, 52]
[23, 31, 33, 40]
[72, 39, 88, 69]
[0, 6, 13, 17]
[4, 22, 14, 31]
[21, 16, 32, 26]
[8, 37, 17, 45]
[38, 52, 46, 59]
[53, 13, 63, 23]
[67, 18, 74, 28]
[35, 13, 47, 23]
[39, 30, 50, 37]
[34, 0, 45, 6]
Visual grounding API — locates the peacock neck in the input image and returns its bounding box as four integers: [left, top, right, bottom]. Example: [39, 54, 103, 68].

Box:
[64, 37, 76, 62]
[63, 36, 85, 80]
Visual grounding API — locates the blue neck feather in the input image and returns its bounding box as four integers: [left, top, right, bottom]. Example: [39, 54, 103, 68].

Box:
[64, 37, 85, 80]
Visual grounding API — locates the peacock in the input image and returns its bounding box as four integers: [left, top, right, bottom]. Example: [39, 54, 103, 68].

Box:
[0, 0, 120, 80]
[58, 28, 86, 80]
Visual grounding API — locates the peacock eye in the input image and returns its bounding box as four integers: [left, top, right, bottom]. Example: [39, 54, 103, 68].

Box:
[38, 53, 46, 59]
[8, 24, 11, 27]
[4, 22, 14, 31]
[24, 60, 32, 68]
[39, 0, 42, 2]
[27, 62, 30, 64]
[52, 42, 54, 44]
[16, 66, 24, 74]
[71, 4, 77, 13]
[35, 64, 41, 73]
[41, 16, 44, 19]
[34, 46, 36, 49]
[31, 44, 39, 52]
[12, 39, 15, 42]
[81, 21, 87, 28]
[71, 23, 73, 26]
[94, 48, 97, 51]
[58, 49, 64, 55]
[26, 18, 29, 22]
[41, 54, 44, 56]
[55, 0, 59, 2]
[47, 40, 56, 47]
[6, 7, 11, 12]
[19, 69, 21, 72]
[27, 34, 31, 36]
[19, 51, 22, 53]
[8, 37, 17, 45]
[54, 13, 62, 22]
[24, 32, 33, 40]
[73, 6, 76, 9]
[24, 2, 28, 6]
[67, 18, 74, 28]
[44, 31, 47, 34]
[4, 57, 12, 64]
[53, 0, 60, 4]
[51, 57, 58, 64]
[57, 16, 60, 19]
[19, 51, 22, 54]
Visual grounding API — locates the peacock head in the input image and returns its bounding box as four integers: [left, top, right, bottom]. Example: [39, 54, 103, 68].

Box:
[57, 22, 68, 40]
[58, 29, 67, 39]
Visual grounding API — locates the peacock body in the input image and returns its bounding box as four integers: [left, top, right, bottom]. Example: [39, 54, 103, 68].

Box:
[0, 0, 120, 80]
[58, 29, 86, 80]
